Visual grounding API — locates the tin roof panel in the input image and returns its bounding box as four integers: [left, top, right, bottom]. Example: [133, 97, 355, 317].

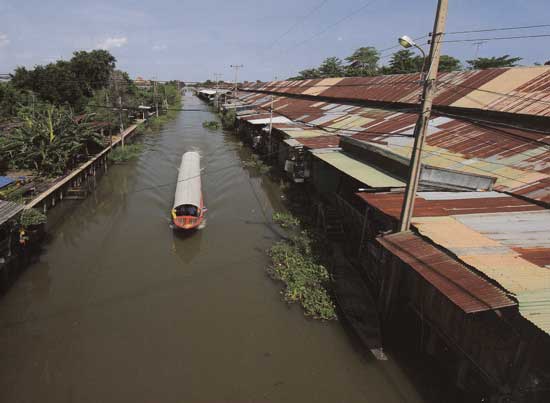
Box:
[314, 151, 405, 188]
[377, 231, 516, 313]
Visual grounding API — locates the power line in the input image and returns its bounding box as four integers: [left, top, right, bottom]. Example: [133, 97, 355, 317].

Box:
[446, 23, 550, 35]
[265, 0, 330, 49]
[437, 78, 550, 107]
[278, 0, 377, 55]
[441, 33, 550, 43]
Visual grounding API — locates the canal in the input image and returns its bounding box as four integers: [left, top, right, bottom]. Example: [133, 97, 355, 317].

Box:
[0, 93, 428, 402]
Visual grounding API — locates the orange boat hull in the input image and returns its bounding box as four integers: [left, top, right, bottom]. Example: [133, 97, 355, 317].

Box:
[172, 215, 204, 230]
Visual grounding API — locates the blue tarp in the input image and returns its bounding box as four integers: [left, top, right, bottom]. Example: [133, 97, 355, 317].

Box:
[0, 176, 14, 189]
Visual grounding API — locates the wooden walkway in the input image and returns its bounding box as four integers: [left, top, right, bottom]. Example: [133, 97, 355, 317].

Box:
[26, 121, 144, 210]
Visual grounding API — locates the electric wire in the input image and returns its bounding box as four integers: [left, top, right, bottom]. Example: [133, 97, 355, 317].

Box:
[446, 23, 550, 35]
[278, 0, 378, 55]
[441, 33, 550, 43]
[265, 0, 330, 49]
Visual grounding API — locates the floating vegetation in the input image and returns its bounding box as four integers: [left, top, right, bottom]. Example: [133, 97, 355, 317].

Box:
[202, 120, 220, 130]
[272, 212, 299, 229]
[243, 155, 270, 174]
[268, 214, 336, 320]
[19, 208, 47, 227]
[108, 144, 143, 163]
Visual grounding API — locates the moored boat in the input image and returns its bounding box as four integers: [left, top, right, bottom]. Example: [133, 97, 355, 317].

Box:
[171, 151, 206, 230]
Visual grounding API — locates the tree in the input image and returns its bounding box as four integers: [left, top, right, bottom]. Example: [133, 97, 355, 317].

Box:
[0, 82, 32, 120]
[11, 50, 117, 109]
[12, 62, 84, 107]
[290, 68, 321, 80]
[318, 57, 345, 77]
[345, 46, 380, 76]
[383, 50, 424, 74]
[438, 55, 462, 72]
[466, 55, 522, 70]
[70, 50, 116, 96]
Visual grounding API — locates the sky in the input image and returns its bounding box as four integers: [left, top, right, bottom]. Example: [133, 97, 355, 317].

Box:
[0, 0, 549, 82]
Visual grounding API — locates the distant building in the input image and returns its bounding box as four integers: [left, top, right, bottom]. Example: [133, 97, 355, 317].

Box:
[134, 76, 151, 90]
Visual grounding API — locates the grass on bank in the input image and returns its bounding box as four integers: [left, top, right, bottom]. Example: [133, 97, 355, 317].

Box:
[268, 213, 337, 320]
[108, 144, 143, 163]
[140, 98, 183, 133]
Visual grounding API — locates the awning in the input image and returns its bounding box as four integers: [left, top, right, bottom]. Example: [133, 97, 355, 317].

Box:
[313, 151, 405, 188]
[247, 116, 292, 125]
[283, 139, 303, 147]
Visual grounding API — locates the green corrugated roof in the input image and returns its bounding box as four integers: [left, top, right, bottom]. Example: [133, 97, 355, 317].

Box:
[314, 151, 405, 188]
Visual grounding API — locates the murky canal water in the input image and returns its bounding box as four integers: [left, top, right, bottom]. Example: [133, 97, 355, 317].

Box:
[0, 94, 428, 403]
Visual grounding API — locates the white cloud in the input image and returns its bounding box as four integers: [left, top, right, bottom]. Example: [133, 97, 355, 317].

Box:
[0, 33, 10, 47]
[96, 36, 127, 50]
[337, 36, 343, 41]
[152, 44, 168, 51]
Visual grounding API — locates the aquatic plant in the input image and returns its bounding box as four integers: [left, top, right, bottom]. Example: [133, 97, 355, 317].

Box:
[19, 208, 47, 227]
[267, 229, 336, 321]
[272, 212, 299, 229]
[243, 155, 270, 174]
[202, 120, 220, 130]
[108, 144, 143, 163]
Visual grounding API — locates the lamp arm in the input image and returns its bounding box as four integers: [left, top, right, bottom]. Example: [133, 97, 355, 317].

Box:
[414, 44, 428, 83]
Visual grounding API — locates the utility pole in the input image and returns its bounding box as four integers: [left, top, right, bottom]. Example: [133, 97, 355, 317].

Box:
[114, 76, 125, 148]
[118, 95, 125, 148]
[230, 64, 243, 101]
[472, 40, 487, 59]
[399, 0, 448, 232]
[267, 76, 278, 157]
[214, 73, 222, 108]
[153, 79, 159, 117]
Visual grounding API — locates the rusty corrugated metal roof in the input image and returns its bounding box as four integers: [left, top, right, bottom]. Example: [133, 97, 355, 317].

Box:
[412, 211, 550, 334]
[294, 135, 340, 150]
[357, 190, 550, 333]
[235, 89, 550, 203]
[377, 231, 516, 313]
[244, 66, 550, 117]
[356, 191, 543, 220]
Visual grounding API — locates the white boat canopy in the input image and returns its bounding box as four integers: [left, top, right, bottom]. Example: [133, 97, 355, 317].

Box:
[173, 151, 202, 209]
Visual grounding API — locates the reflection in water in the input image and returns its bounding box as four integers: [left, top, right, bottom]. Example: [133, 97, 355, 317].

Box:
[171, 229, 203, 265]
[0, 94, 430, 403]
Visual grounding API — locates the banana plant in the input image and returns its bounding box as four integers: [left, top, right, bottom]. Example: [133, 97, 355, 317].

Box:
[0, 104, 105, 176]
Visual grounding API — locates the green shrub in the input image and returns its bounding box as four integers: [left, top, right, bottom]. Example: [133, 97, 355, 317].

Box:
[221, 109, 236, 130]
[19, 208, 47, 227]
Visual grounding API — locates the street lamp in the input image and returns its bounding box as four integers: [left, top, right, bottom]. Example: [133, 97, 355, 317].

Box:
[398, 35, 427, 82]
